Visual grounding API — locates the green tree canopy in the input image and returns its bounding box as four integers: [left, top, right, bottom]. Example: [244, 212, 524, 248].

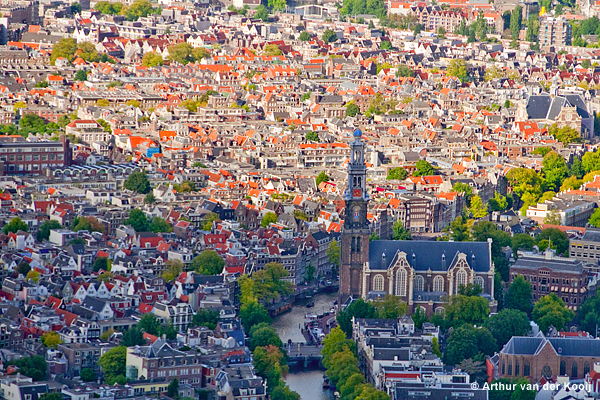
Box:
[447, 59, 468, 81]
[374, 295, 407, 319]
[444, 324, 496, 365]
[413, 159, 435, 176]
[121, 326, 145, 346]
[484, 308, 531, 349]
[98, 346, 126, 385]
[469, 195, 488, 218]
[261, 212, 278, 228]
[142, 52, 164, 67]
[240, 300, 271, 328]
[3, 217, 29, 234]
[391, 220, 412, 240]
[346, 103, 360, 117]
[445, 294, 491, 327]
[190, 250, 225, 275]
[387, 167, 408, 180]
[124, 171, 151, 193]
[299, 31, 311, 41]
[532, 293, 575, 332]
[337, 298, 375, 336]
[322, 29, 338, 43]
[316, 171, 330, 187]
[37, 220, 61, 241]
[504, 275, 533, 315]
[125, 209, 148, 232]
[9, 356, 47, 381]
[249, 323, 282, 351]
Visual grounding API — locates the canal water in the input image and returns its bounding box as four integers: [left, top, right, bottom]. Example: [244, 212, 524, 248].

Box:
[272, 292, 337, 400]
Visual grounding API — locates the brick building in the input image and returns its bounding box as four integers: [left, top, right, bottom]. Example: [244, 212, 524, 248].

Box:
[0, 136, 71, 175]
[499, 332, 600, 382]
[510, 252, 589, 308]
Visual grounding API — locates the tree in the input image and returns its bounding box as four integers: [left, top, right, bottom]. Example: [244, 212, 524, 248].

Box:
[124, 171, 151, 194]
[570, 157, 584, 179]
[316, 171, 330, 188]
[249, 323, 282, 351]
[456, 358, 487, 385]
[190, 250, 225, 275]
[445, 294, 491, 327]
[263, 44, 283, 56]
[268, 0, 286, 11]
[97, 272, 113, 282]
[396, 65, 415, 77]
[75, 69, 88, 81]
[253, 345, 287, 393]
[26, 270, 40, 283]
[125, 100, 141, 108]
[328, 240, 340, 273]
[92, 257, 109, 272]
[346, 103, 360, 117]
[542, 151, 568, 192]
[201, 212, 220, 231]
[488, 192, 508, 212]
[41, 331, 61, 348]
[96, 1, 123, 14]
[240, 300, 271, 327]
[337, 298, 376, 336]
[37, 220, 61, 242]
[413, 159, 435, 176]
[374, 295, 407, 319]
[299, 31, 311, 41]
[548, 124, 580, 145]
[504, 276, 532, 317]
[121, 0, 155, 20]
[9, 356, 47, 381]
[80, 368, 97, 382]
[533, 293, 575, 332]
[537, 228, 569, 255]
[447, 59, 468, 81]
[391, 220, 412, 240]
[453, 183, 474, 205]
[413, 24, 423, 36]
[590, 209, 600, 227]
[510, 5, 522, 40]
[121, 326, 145, 346]
[50, 38, 78, 65]
[304, 263, 316, 284]
[73, 216, 105, 233]
[255, 5, 269, 21]
[511, 234, 536, 256]
[192, 308, 220, 330]
[471, 221, 512, 280]
[162, 260, 184, 282]
[125, 209, 148, 232]
[582, 150, 600, 173]
[484, 309, 531, 350]
[380, 40, 392, 50]
[98, 346, 127, 384]
[3, 217, 28, 234]
[560, 175, 582, 192]
[432, 337, 442, 358]
[261, 212, 278, 228]
[148, 217, 172, 233]
[270, 386, 300, 400]
[167, 379, 179, 398]
[469, 195, 488, 218]
[578, 289, 600, 335]
[445, 325, 496, 365]
[305, 131, 319, 142]
[144, 193, 156, 204]
[16, 262, 31, 276]
[322, 29, 338, 43]
[387, 167, 408, 180]
[544, 209, 561, 225]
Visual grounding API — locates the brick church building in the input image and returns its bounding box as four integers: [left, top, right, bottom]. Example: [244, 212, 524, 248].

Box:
[500, 331, 600, 382]
[339, 129, 496, 315]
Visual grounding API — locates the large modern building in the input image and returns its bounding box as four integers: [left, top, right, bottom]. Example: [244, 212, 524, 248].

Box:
[339, 130, 496, 314]
[539, 15, 571, 48]
[569, 228, 600, 273]
[0, 136, 71, 175]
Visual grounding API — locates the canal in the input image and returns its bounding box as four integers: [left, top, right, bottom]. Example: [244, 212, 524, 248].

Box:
[272, 292, 337, 400]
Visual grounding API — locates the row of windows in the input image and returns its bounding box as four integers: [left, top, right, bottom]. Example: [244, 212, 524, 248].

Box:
[372, 273, 484, 293]
[1, 153, 62, 161]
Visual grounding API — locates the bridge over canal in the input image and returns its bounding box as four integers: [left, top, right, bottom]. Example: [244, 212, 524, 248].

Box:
[285, 342, 323, 368]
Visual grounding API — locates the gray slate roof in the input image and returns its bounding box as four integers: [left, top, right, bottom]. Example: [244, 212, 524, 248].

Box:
[368, 240, 491, 273]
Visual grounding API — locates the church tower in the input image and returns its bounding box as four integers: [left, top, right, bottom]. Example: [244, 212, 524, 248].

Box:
[339, 129, 370, 301]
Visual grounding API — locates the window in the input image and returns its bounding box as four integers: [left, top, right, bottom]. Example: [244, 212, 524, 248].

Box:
[584, 361, 590, 376]
[396, 269, 407, 296]
[524, 360, 530, 377]
[433, 276, 444, 292]
[572, 362, 578, 378]
[474, 276, 484, 291]
[456, 270, 467, 292]
[515, 360, 520, 376]
[414, 275, 424, 292]
[560, 360, 566, 376]
[502, 360, 505, 375]
[508, 361, 512, 375]
[373, 275, 384, 292]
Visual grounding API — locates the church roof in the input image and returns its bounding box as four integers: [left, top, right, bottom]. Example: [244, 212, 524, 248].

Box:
[368, 240, 491, 272]
[501, 335, 600, 357]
